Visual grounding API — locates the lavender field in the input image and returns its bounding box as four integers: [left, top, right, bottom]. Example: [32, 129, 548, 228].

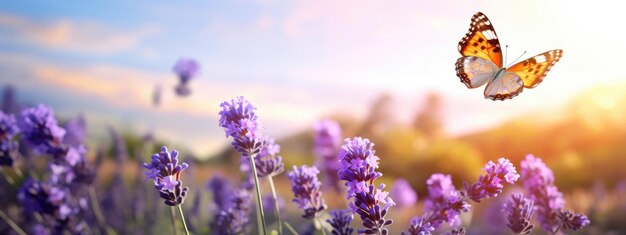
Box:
[1, 1, 625, 235]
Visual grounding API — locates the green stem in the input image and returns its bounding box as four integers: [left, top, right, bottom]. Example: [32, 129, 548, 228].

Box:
[12, 165, 23, 178]
[283, 221, 299, 235]
[255, 199, 263, 234]
[267, 176, 283, 235]
[249, 155, 268, 235]
[170, 207, 178, 235]
[316, 218, 327, 235]
[0, 167, 15, 185]
[0, 209, 26, 235]
[89, 186, 118, 235]
[177, 205, 190, 235]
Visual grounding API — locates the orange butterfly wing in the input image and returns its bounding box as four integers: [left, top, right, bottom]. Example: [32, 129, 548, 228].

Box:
[458, 12, 503, 68]
[506, 50, 563, 88]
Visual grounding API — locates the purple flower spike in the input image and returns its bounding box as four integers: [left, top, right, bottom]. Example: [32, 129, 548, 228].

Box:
[558, 209, 590, 231]
[313, 119, 343, 191]
[327, 209, 354, 235]
[503, 193, 535, 235]
[173, 58, 200, 83]
[254, 138, 284, 177]
[338, 137, 394, 234]
[173, 58, 199, 96]
[218, 97, 263, 156]
[0, 111, 19, 166]
[287, 165, 327, 219]
[424, 173, 465, 227]
[207, 174, 233, 212]
[520, 154, 590, 234]
[143, 146, 189, 206]
[212, 189, 252, 235]
[391, 178, 418, 208]
[314, 119, 342, 157]
[401, 216, 434, 235]
[443, 228, 466, 235]
[18, 178, 81, 233]
[62, 115, 86, 148]
[338, 137, 382, 197]
[465, 158, 519, 202]
[18, 104, 66, 155]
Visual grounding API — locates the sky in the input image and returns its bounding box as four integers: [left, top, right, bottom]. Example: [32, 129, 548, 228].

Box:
[1, 1, 625, 157]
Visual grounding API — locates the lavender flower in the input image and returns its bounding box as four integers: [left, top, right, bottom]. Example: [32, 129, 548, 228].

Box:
[443, 228, 466, 235]
[520, 154, 590, 233]
[251, 137, 284, 177]
[338, 137, 394, 234]
[520, 155, 563, 232]
[287, 165, 327, 219]
[143, 146, 189, 206]
[19, 178, 60, 216]
[405, 158, 519, 234]
[30, 224, 51, 235]
[1, 85, 19, 115]
[173, 58, 200, 83]
[173, 58, 200, 96]
[423, 174, 466, 227]
[557, 209, 590, 231]
[390, 178, 417, 208]
[18, 178, 82, 234]
[313, 119, 342, 157]
[211, 189, 252, 235]
[503, 193, 534, 235]
[0, 111, 19, 166]
[207, 174, 233, 212]
[401, 216, 434, 235]
[62, 115, 86, 148]
[464, 158, 520, 202]
[18, 104, 66, 155]
[327, 209, 354, 235]
[313, 119, 343, 191]
[218, 96, 263, 156]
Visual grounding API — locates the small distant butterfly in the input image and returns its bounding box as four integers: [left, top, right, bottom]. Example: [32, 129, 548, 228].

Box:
[455, 12, 563, 100]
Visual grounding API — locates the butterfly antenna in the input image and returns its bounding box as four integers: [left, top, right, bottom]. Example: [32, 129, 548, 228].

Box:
[508, 50, 527, 67]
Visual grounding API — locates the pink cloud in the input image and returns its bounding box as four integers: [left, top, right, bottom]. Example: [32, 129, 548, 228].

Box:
[0, 12, 158, 55]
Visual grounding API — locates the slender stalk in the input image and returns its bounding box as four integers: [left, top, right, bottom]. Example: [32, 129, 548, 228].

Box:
[12, 165, 23, 178]
[316, 218, 327, 235]
[255, 197, 263, 234]
[283, 221, 299, 235]
[170, 207, 178, 235]
[89, 186, 118, 235]
[89, 187, 107, 227]
[0, 167, 15, 185]
[267, 176, 283, 235]
[248, 155, 268, 235]
[551, 224, 562, 235]
[0, 209, 27, 235]
[177, 205, 190, 235]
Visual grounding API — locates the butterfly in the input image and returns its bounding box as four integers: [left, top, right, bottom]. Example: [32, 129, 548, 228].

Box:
[455, 12, 563, 100]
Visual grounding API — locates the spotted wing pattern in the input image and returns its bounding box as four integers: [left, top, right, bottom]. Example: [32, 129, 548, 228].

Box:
[455, 56, 498, 88]
[458, 12, 503, 68]
[506, 50, 563, 88]
[483, 71, 524, 100]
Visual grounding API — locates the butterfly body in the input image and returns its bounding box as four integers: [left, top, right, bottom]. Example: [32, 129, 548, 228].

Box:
[456, 12, 562, 100]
